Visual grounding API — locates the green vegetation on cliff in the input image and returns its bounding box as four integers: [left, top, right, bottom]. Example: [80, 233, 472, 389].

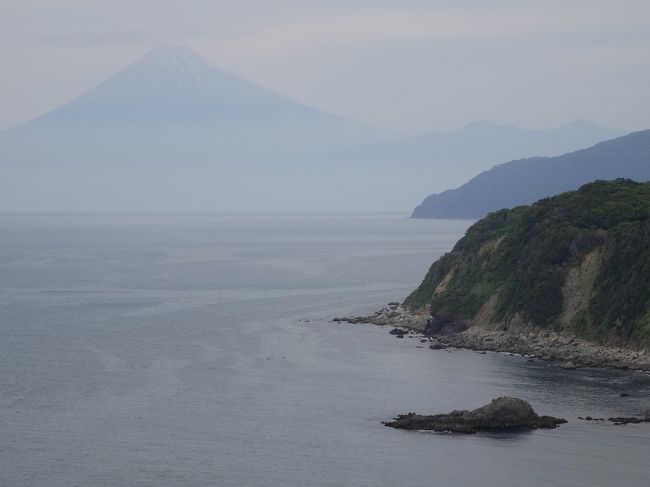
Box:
[405, 179, 650, 346]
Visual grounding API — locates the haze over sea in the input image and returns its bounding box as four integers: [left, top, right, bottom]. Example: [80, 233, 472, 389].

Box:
[1, 213, 649, 487]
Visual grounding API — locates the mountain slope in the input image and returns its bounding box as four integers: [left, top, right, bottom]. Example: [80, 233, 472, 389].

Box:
[405, 179, 650, 347]
[411, 130, 650, 219]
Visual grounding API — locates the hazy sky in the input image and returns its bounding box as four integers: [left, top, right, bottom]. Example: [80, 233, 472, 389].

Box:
[1, 0, 650, 133]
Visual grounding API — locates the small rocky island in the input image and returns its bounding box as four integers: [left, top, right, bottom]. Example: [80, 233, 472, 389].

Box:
[384, 397, 566, 434]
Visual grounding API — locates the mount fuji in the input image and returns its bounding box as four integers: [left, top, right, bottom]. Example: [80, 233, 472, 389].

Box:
[2, 46, 382, 167]
[0, 46, 393, 211]
[0, 46, 627, 211]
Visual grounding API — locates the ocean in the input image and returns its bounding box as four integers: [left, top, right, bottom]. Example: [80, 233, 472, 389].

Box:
[1, 213, 649, 486]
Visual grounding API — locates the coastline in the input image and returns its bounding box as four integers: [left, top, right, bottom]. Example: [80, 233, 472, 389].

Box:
[334, 303, 650, 372]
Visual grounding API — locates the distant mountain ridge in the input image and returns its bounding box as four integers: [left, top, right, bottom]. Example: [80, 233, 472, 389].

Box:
[412, 129, 650, 219]
[335, 119, 625, 192]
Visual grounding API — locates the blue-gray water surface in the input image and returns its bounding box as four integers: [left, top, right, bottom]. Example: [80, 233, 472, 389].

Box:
[1, 213, 649, 487]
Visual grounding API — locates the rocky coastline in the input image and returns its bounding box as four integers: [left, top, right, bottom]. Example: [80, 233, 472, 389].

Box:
[333, 303, 650, 372]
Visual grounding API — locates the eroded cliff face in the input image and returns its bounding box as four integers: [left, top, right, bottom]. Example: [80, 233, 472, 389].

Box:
[560, 248, 602, 326]
[404, 180, 650, 349]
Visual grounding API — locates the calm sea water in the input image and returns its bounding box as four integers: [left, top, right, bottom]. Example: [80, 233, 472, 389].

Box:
[1, 213, 649, 487]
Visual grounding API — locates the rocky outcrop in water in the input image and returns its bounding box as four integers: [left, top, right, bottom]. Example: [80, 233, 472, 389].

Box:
[333, 303, 429, 330]
[384, 397, 566, 433]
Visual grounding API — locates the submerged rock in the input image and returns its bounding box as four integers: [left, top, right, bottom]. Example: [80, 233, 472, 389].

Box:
[332, 316, 371, 324]
[389, 328, 409, 335]
[608, 415, 650, 425]
[560, 361, 577, 370]
[384, 397, 566, 434]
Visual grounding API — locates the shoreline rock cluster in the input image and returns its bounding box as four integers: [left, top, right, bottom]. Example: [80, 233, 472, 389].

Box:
[436, 328, 650, 371]
[384, 397, 566, 434]
[334, 303, 650, 372]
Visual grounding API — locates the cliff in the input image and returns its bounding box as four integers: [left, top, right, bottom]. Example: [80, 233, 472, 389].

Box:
[404, 179, 650, 349]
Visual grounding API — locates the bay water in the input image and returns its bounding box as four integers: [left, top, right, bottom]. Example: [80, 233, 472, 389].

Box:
[1, 213, 649, 486]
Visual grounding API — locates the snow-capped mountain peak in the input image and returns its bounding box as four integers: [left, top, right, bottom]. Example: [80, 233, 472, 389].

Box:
[130, 46, 212, 84]
[23, 45, 356, 126]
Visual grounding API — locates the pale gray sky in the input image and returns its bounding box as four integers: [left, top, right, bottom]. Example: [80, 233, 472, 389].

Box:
[1, 0, 650, 132]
